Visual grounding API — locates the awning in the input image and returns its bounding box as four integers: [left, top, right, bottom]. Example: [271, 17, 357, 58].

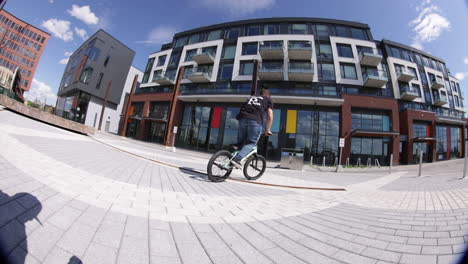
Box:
[413, 137, 436, 142]
[351, 129, 399, 137]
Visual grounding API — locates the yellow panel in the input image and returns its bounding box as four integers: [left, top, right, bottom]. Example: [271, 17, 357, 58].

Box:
[286, 110, 297, 134]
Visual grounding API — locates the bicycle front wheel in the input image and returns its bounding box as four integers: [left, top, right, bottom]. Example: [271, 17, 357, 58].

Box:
[207, 150, 233, 182]
[243, 154, 266, 180]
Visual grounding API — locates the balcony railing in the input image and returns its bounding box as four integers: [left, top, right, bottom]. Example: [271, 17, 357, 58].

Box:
[288, 62, 314, 82]
[192, 50, 216, 64]
[152, 71, 176, 85]
[430, 76, 444, 89]
[258, 63, 284, 80]
[259, 41, 284, 59]
[433, 94, 448, 106]
[358, 49, 382, 67]
[362, 70, 388, 88]
[396, 67, 415, 82]
[399, 86, 420, 101]
[184, 68, 212, 83]
[288, 41, 312, 60]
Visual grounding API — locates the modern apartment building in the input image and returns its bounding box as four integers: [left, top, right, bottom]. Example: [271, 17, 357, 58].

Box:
[121, 18, 465, 165]
[0, 9, 50, 94]
[55, 29, 139, 133]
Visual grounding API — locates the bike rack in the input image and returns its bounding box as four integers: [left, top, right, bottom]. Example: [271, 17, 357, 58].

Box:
[375, 159, 381, 168]
[357, 158, 361, 167]
[366, 158, 371, 168]
[322, 156, 326, 167]
[346, 157, 350, 167]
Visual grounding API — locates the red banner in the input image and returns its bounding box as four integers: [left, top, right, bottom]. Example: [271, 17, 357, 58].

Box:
[211, 107, 222, 128]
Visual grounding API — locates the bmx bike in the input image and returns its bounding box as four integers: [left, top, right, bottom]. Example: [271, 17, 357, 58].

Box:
[206, 145, 267, 182]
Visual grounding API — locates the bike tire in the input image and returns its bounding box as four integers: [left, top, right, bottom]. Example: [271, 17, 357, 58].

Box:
[207, 150, 233, 182]
[243, 154, 266, 180]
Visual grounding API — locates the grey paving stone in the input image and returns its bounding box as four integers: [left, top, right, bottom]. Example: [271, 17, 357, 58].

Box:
[117, 235, 149, 264]
[76, 206, 107, 228]
[399, 253, 436, 264]
[42, 246, 76, 264]
[361, 247, 401, 263]
[332, 249, 377, 264]
[177, 242, 212, 264]
[83, 242, 117, 264]
[262, 246, 306, 264]
[47, 205, 82, 231]
[437, 254, 463, 264]
[124, 216, 148, 239]
[0, 200, 26, 226]
[298, 237, 340, 256]
[421, 245, 452, 254]
[353, 236, 389, 250]
[386, 242, 421, 254]
[149, 229, 179, 258]
[56, 222, 96, 257]
[407, 237, 438, 246]
[7, 245, 40, 264]
[93, 219, 126, 248]
[21, 222, 64, 261]
[438, 237, 465, 245]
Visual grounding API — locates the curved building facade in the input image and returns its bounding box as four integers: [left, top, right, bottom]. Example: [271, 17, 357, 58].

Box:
[121, 18, 465, 165]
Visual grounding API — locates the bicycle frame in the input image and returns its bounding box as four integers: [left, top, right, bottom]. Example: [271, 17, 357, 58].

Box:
[221, 146, 258, 170]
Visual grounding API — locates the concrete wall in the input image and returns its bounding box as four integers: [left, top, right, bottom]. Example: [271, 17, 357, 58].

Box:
[0, 94, 95, 135]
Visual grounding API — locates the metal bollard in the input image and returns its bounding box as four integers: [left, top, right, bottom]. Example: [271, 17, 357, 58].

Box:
[334, 157, 338, 167]
[357, 158, 361, 167]
[310, 156, 314, 166]
[389, 154, 393, 174]
[346, 157, 350, 167]
[418, 151, 423, 177]
[322, 156, 326, 167]
[367, 158, 371, 168]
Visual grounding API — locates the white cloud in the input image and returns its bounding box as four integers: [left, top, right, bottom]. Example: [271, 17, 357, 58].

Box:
[41, 19, 73, 42]
[410, 2, 450, 47]
[24, 79, 57, 105]
[58, 58, 69, 65]
[49, 0, 54, 3]
[136, 26, 177, 45]
[74, 27, 88, 40]
[67, 5, 99, 25]
[64, 51, 73, 57]
[464, 57, 468, 64]
[455, 72, 467, 80]
[410, 41, 424, 51]
[200, 0, 275, 16]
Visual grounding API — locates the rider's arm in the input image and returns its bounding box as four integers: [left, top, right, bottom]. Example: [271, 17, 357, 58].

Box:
[265, 108, 273, 136]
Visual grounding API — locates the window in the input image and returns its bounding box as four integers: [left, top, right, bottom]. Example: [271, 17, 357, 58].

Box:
[207, 30, 222, 41]
[175, 37, 188, 48]
[79, 67, 93, 84]
[149, 102, 170, 120]
[414, 54, 422, 65]
[168, 52, 180, 67]
[289, 24, 307, 34]
[318, 63, 335, 81]
[218, 63, 233, 80]
[247, 26, 260, 36]
[96, 73, 104, 89]
[152, 70, 163, 82]
[142, 58, 155, 83]
[222, 45, 236, 59]
[225, 28, 240, 39]
[401, 50, 411, 62]
[390, 47, 401, 59]
[318, 43, 332, 58]
[335, 26, 351, 38]
[103, 55, 110, 67]
[337, 44, 353, 58]
[351, 28, 368, 40]
[316, 25, 329, 36]
[455, 96, 460, 107]
[264, 24, 279, 35]
[340, 63, 357, 80]
[188, 34, 200, 44]
[156, 55, 167, 67]
[408, 67, 418, 80]
[185, 49, 197, 62]
[352, 111, 390, 131]
[242, 42, 258, 55]
[239, 61, 254, 75]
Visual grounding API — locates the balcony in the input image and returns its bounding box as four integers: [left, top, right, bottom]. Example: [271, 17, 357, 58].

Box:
[430, 76, 444, 89]
[287, 41, 312, 60]
[400, 86, 420, 101]
[433, 94, 448, 106]
[288, 62, 314, 82]
[362, 70, 388, 88]
[259, 41, 284, 60]
[192, 50, 215, 64]
[359, 50, 382, 67]
[396, 68, 415, 82]
[258, 63, 284, 81]
[185, 68, 212, 83]
[152, 71, 176, 85]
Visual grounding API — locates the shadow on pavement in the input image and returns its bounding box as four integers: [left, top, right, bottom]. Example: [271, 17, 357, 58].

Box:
[178, 167, 210, 182]
[0, 191, 84, 264]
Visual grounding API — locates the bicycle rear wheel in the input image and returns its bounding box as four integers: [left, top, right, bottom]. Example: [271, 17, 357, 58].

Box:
[207, 150, 233, 182]
[243, 154, 266, 180]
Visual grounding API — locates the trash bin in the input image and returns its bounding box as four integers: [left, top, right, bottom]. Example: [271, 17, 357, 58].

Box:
[280, 148, 304, 170]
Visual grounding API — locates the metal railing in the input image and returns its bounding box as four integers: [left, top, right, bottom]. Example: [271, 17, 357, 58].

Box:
[184, 67, 212, 78]
[362, 69, 388, 80]
[287, 41, 312, 49]
[259, 63, 283, 72]
[430, 76, 445, 86]
[399, 86, 421, 97]
[259, 41, 283, 50]
[288, 62, 314, 73]
[396, 67, 415, 77]
[358, 48, 381, 58]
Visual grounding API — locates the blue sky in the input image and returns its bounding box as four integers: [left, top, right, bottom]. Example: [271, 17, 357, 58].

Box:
[5, 0, 468, 106]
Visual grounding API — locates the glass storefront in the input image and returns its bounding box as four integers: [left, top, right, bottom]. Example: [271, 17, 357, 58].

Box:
[412, 122, 432, 163]
[176, 104, 340, 161]
[351, 137, 391, 166]
[436, 125, 462, 160]
[148, 122, 166, 144]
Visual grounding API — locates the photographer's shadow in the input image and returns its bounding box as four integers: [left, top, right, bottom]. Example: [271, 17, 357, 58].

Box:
[0, 191, 83, 264]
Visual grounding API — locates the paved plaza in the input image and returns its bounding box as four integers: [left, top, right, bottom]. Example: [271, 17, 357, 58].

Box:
[1, 109, 468, 264]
